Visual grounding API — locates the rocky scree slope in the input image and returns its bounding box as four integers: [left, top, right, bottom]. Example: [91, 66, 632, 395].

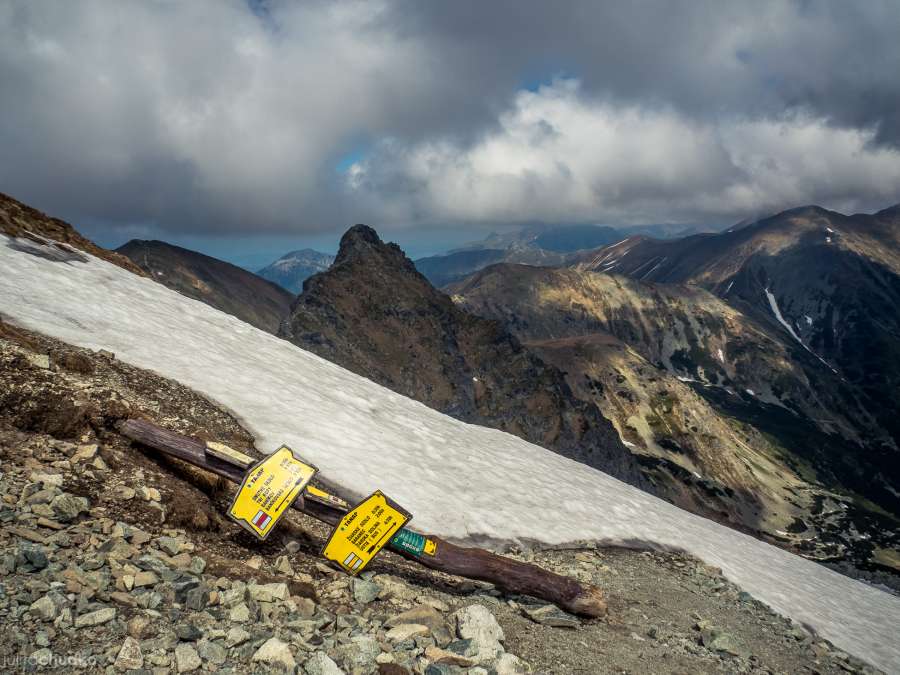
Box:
[117, 240, 295, 335]
[278, 225, 647, 490]
[0, 319, 881, 675]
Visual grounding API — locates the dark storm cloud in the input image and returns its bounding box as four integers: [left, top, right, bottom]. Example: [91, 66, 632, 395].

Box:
[391, 1, 900, 143]
[0, 0, 898, 238]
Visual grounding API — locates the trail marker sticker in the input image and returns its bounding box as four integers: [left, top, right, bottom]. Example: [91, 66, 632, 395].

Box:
[322, 491, 411, 574]
[390, 529, 437, 557]
[229, 446, 317, 540]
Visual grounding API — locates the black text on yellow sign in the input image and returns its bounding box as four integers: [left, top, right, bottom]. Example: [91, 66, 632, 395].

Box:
[229, 446, 317, 540]
[322, 491, 411, 575]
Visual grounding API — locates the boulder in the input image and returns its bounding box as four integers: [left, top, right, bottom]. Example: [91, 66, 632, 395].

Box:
[252, 637, 296, 671]
[175, 642, 201, 672]
[114, 637, 144, 671]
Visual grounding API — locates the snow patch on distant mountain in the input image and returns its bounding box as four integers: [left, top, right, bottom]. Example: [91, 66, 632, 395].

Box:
[1, 234, 899, 672]
[257, 249, 334, 293]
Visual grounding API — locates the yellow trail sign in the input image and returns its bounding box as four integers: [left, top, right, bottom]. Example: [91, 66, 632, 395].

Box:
[322, 491, 410, 574]
[229, 446, 317, 539]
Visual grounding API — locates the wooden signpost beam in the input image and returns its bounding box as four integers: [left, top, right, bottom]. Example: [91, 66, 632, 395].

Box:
[119, 418, 607, 618]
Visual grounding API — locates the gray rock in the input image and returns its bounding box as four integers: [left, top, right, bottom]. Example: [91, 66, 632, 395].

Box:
[198, 639, 227, 666]
[229, 602, 251, 622]
[454, 604, 504, 660]
[184, 587, 207, 611]
[494, 653, 533, 674]
[335, 635, 381, 671]
[175, 642, 201, 672]
[25, 487, 58, 505]
[424, 645, 476, 667]
[386, 624, 430, 641]
[26, 353, 50, 369]
[135, 554, 171, 576]
[700, 626, 744, 656]
[114, 637, 144, 671]
[75, 606, 116, 628]
[16, 544, 48, 571]
[29, 648, 54, 668]
[252, 636, 296, 671]
[294, 596, 316, 618]
[387, 604, 447, 633]
[455, 605, 504, 644]
[29, 595, 58, 621]
[248, 582, 289, 602]
[175, 623, 203, 641]
[304, 651, 345, 675]
[446, 639, 477, 658]
[352, 578, 381, 605]
[127, 614, 152, 639]
[156, 536, 183, 556]
[29, 471, 64, 488]
[225, 626, 251, 647]
[50, 493, 89, 522]
[425, 664, 466, 675]
[188, 556, 206, 575]
[521, 604, 580, 629]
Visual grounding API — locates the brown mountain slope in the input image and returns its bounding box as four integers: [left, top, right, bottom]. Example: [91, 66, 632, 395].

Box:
[118, 240, 294, 334]
[450, 263, 900, 573]
[278, 224, 648, 488]
[526, 333, 814, 538]
[0, 192, 144, 276]
[448, 264, 878, 449]
[569, 204, 900, 502]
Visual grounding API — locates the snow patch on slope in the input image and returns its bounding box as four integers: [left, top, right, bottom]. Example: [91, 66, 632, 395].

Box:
[765, 289, 805, 345]
[765, 288, 838, 374]
[1, 236, 899, 672]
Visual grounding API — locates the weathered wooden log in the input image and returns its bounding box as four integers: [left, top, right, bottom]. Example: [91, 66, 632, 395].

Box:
[119, 418, 607, 617]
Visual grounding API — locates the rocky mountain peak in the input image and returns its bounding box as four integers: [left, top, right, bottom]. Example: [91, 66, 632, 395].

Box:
[280, 225, 647, 488]
[333, 223, 416, 274]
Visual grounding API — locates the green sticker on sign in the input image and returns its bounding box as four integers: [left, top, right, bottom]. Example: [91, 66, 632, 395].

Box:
[391, 529, 437, 557]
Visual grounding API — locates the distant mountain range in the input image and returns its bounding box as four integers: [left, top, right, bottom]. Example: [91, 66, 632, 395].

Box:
[445, 204, 900, 581]
[413, 222, 712, 286]
[117, 239, 294, 334]
[257, 249, 335, 293]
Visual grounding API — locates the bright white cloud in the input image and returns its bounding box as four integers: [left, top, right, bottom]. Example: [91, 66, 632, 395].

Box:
[348, 79, 900, 225]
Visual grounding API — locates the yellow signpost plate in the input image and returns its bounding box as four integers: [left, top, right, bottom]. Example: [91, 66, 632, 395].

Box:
[229, 446, 317, 540]
[305, 484, 351, 510]
[322, 491, 410, 574]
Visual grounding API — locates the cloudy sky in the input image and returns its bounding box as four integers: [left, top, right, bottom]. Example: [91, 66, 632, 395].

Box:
[2, 0, 899, 265]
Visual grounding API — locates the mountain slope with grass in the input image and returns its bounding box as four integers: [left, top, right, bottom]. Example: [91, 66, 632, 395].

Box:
[449, 263, 900, 580]
[571, 205, 900, 470]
